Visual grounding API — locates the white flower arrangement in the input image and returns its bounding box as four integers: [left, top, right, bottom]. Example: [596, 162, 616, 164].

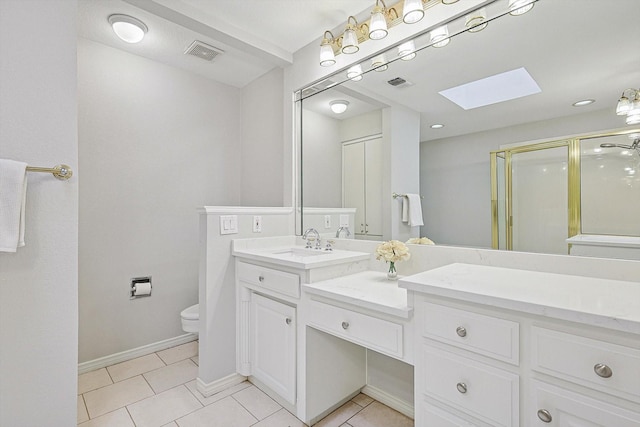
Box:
[376, 240, 411, 278]
[406, 237, 435, 245]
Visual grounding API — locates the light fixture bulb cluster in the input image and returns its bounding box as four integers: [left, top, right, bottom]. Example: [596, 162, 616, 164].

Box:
[616, 88, 640, 125]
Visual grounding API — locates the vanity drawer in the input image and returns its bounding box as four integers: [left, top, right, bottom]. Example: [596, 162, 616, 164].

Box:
[421, 302, 519, 365]
[421, 347, 519, 427]
[306, 300, 403, 358]
[531, 326, 640, 400]
[237, 262, 300, 298]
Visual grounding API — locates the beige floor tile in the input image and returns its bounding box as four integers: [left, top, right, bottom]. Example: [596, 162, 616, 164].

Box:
[162, 423, 179, 427]
[107, 353, 166, 383]
[191, 356, 199, 366]
[128, 385, 203, 427]
[347, 402, 413, 427]
[78, 395, 89, 424]
[78, 368, 113, 394]
[144, 359, 198, 393]
[157, 341, 199, 365]
[340, 424, 353, 427]
[78, 408, 136, 427]
[253, 408, 307, 427]
[315, 402, 362, 427]
[185, 380, 252, 406]
[232, 385, 281, 420]
[83, 375, 155, 419]
[176, 396, 258, 427]
[351, 393, 374, 408]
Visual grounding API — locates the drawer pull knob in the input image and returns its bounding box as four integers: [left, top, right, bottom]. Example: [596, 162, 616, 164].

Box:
[456, 326, 467, 337]
[594, 363, 613, 378]
[285, 317, 292, 325]
[341, 321, 349, 330]
[537, 409, 552, 423]
[456, 382, 467, 394]
[258, 275, 265, 282]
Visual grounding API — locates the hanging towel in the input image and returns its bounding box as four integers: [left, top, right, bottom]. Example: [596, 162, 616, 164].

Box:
[0, 159, 28, 252]
[401, 197, 409, 223]
[406, 193, 424, 227]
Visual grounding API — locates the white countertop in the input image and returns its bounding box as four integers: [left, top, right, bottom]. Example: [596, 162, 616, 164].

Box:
[399, 263, 640, 334]
[567, 234, 640, 248]
[303, 271, 412, 319]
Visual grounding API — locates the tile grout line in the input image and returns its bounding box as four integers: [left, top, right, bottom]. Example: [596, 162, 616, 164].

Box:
[124, 405, 139, 427]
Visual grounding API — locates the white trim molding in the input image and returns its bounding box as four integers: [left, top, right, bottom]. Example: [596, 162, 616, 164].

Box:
[197, 373, 248, 397]
[361, 385, 415, 420]
[197, 206, 294, 215]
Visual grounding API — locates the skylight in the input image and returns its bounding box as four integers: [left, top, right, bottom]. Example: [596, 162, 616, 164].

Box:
[439, 67, 541, 110]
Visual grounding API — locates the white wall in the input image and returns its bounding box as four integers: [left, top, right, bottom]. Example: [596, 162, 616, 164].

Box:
[78, 38, 243, 362]
[0, 1, 78, 425]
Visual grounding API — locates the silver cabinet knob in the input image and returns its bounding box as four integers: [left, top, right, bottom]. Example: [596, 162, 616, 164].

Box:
[285, 317, 292, 325]
[456, 326, 467, 337]
[537, 409, 552, 423]
[258, 275, 265, 282]
[341, 321, 349, 330]
[456, 382, 467, 394]
[594, 363, 613, 378]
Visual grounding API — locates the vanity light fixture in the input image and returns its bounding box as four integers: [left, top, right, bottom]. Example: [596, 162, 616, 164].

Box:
[430, 25, 450, 48]
[319, 31, 337, 67]
[347, 64, 364, 81]
[572, 99, 595, 107]
[341, 16, 361, 54]
[369, 0, 390, 40]
[398, 40, 417, 61]
[615, 88, 640, 125]
[402, 0, 424, 24]
[431, 124, 445, 129]
[508, 0, 535, 16]
[330, 100, 350, 114]
[108, 14, 148, 44]
[372, 54, 389, 72]
[465, 8, 488, 32]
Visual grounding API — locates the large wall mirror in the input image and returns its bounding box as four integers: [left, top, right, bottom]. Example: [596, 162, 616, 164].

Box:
[298, 0, 640, 260]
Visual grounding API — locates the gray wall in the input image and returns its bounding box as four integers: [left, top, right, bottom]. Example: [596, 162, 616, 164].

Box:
[0, 0, 78, 424]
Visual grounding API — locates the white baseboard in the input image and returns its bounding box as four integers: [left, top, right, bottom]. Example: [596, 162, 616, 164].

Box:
[361, 385, 415, 420]
[78, 333, 198, 374]
[197, 373, 247, 397]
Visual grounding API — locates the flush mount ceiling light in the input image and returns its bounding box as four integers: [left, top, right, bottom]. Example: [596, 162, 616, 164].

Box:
[341, 16, 361, 54]
[431, 124, 445, 129]
[369, 0, 390, 40]
[573, 99, 595, 107]
[347, 64, 364, 81]
[108, 14, 148, 44]
[465, 8, 488, 32]
[398, 40, 416, 61]
[430, 25, 450, 48]
[615, 88, 640, 125]
[372, 54, 388, 72]
[402, 0, 424, 24]
[508, 0, 535, 16]
[330, 100, 350, 114]
[319, 31, 336, 67]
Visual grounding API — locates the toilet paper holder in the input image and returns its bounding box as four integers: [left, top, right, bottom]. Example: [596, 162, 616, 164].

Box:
[130, 276, 152, 299]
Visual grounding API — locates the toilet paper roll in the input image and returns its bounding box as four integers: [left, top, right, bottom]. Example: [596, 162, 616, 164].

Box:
[133, 282, 152, 296]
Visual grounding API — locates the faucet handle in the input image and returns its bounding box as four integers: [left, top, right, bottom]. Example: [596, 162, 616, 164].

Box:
[325, 240, 335, 251]
[305, 237, 315, 249]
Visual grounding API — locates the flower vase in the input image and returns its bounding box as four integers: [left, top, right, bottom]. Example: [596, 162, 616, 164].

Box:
[387, 262, 398, 280]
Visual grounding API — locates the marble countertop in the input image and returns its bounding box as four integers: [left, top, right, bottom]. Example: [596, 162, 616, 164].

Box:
[399, 263, 640, 334]
[303, 271, 412, 319]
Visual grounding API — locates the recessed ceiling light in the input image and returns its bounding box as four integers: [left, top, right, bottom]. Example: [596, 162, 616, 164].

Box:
[573, 99, 595, 107]
[431, 124, 444, 129]
[108, 14, 148, 43]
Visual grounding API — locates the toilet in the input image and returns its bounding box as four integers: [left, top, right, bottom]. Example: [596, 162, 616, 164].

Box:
[180, 304, 199, 334]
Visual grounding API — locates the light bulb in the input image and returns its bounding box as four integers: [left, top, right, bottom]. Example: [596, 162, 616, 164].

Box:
[342, 17, 360, 54]
[346, 64, 363, 82]
[372, 54, 388, 72]
[430, 26, 450, 48]
[319, 31, 336, 67]
[465, 8, 488, 32]
[369, 5, 388, 40]
[403, 0, 424, 24]
[398, 41, 416, 61]
[616, 96, 631, 115]
[509, 0, 534, 16]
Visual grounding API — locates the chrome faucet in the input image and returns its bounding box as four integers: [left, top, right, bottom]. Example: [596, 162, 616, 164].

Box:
[302, 228, 321, 249]
[335, 226, 351, 238]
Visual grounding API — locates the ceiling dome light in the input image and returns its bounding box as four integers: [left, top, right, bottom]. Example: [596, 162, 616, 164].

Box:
[572, 99, 595, 107]
[319, 31, 336, 67]
[398, 40, 416, 61]
[108, 14, 148, 44]
[347, 64, 363, 81]
[369, 0, 389, 40]
[431, 124, 444, 129]
[372, 54, 388, 72]
[330, 100, 349, 114]
[403, 0, 424, 24]
[508, 0, 534, 16]
[465, 8, 488, 32]
[341, 16, 360, 54]
[430, 26, 450, 48]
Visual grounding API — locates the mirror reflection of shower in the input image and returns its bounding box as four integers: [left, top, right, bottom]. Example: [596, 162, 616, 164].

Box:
[600, 135, 640, 155]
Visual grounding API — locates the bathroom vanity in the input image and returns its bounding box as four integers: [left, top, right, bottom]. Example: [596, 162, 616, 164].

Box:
[231, 238, 640, 426]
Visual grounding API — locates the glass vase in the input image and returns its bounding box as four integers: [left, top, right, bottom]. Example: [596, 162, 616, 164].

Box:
[387, 261, 398, 280]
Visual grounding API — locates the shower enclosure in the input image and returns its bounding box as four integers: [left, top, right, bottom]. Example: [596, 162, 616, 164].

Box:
[491, 130, 640, 255]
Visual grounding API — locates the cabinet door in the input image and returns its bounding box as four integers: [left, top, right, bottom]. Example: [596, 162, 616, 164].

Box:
[364, 138, 383, 237]
[343, 142, 366, 235]
[251, 293, 296, 405]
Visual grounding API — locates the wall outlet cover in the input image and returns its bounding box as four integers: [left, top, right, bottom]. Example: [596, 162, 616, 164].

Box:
[253, 215, 262, 233]
[339, 215, 350, 227]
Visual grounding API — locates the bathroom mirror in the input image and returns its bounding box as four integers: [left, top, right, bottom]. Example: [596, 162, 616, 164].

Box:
[299, 0, 640, 258]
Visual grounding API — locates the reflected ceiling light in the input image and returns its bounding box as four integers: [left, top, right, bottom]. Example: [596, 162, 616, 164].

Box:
[430, 25, 450, 48]
[319, 31, 336, 67]
[341, 16, 360, 54]
[372, 54, 388, 72]
[346, 64, 363, 81]
[508, 0, 534, 16]
[403, 0, 424, 24]
[572, 99, 595, 107]
[330, 100, 350, 114]
[108, 14, 148, 44]
[615, 88, 640, 125]
[369, 0, 389, 40]
[398, 40, 416, 61]
[431, 124, 444, 129]
[441, 0, 460, 4]
[465, 8, 488, 32]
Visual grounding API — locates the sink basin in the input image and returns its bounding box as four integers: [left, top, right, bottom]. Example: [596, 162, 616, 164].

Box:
[270, 248, 327, 258]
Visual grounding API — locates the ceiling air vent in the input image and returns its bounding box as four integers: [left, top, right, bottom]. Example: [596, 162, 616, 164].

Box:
[184, 40, 224, 62]
[388, 77, 414, 88]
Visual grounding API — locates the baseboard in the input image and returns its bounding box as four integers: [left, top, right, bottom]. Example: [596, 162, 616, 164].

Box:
[197, 373, 247, 397]
[361, 385, 415, 419]
[78, 333, 198, 374]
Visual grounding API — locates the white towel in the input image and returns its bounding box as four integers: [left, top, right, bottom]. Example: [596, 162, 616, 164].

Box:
[406, 193, 424, 227]
[401, 197, 409, 223]
[0, 159, 28, 252]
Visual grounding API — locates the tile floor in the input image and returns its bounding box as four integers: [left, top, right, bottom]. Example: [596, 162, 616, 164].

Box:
[77, 341, 414, 427]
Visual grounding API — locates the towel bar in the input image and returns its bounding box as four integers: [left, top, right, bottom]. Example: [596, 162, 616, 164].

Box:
[392, 192, 423, 199]
[26, 164, 73, 180]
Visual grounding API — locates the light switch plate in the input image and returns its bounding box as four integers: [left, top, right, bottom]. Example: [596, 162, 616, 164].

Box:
[220, 215, 238, 235]
[253, 215, 262, 233]
[324, 215, 331, 229]
[339, 215, 349, 227]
